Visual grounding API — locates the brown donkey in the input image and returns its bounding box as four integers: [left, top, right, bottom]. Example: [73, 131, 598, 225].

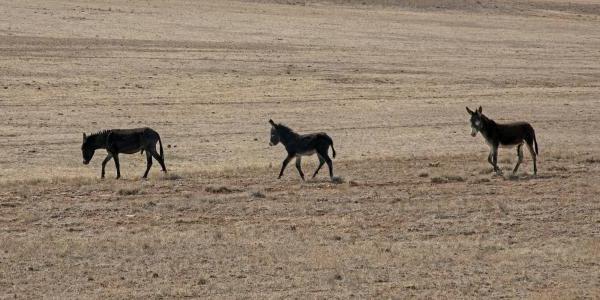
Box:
[82, 127, 166, 179]
[467, 106, 539, 175]
[269, 119, 336, 181]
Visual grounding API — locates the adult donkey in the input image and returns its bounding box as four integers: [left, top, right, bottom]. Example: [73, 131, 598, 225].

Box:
[82, 127, 167, 179]
[269, 119, 336, 181]
[467, 106, 538, 175]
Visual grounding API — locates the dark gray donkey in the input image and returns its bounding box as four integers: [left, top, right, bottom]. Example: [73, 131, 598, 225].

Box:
[269, 119, 336, 181]
[81, 127, 167, 179]
[467, 106, 539, 175]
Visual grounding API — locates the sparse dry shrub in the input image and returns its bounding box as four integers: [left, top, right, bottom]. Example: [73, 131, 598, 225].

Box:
[163, 173, 183, 181]
[472, 177, 490, 184]
[431, 175, 465, 184]
[250, 191, 266, 198]
[548, 165, 567, 172]
[418, 171, 429, 178]
[118, 187, 141, 196]
[205, 186, 240, 194]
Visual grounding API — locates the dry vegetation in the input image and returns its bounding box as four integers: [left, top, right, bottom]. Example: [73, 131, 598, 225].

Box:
[1, 0, 599, 298]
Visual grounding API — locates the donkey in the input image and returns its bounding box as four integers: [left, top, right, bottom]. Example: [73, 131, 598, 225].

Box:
[467, 106, 539, 175]
[269, 119, 336, 181]
[81, 127, 167, 179]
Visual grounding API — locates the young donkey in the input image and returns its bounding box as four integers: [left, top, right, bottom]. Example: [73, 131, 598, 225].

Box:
[467, 106, 539, 175]
[81, 127, 167, 179]
[269, 119, 336, 181]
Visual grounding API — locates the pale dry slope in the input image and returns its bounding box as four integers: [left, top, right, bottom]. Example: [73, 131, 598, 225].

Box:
[1, 0, 600, 181]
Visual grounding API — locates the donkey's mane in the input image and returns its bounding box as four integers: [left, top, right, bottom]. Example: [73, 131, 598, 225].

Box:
[276, 123, 299, 137]
[480, 114, 496, 127]
[88, 129, 112, 138]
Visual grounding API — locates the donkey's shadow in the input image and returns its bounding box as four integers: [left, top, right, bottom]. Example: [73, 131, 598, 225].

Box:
[503, 172, 559, 181]
[300, 176, 345, 186]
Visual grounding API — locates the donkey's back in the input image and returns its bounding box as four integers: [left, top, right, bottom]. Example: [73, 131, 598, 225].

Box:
[495, 122, 536, 147]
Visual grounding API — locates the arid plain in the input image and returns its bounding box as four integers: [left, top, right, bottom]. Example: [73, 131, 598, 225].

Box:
[1, 0, 599, 298]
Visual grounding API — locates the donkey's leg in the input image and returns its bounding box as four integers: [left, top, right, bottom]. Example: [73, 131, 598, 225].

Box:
[295, 156, 305, 181]
[526, 142, 537, 175]
[513, 144, 524, 174]
[149, 147, 167, 172]
[113, 153, 121, 179]
[143, 151, 153, 178]
[101, 153, 113, 179]
[312, 155, 326, 179]
[491, 146, 501, 174]
[322, 153, 334, 179]
[278, 154, 293, 179]
[487, 150, 495, 171]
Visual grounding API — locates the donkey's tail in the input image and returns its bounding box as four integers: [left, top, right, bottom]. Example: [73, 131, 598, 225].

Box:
[331, 142, 336, 158]
[158, 134, 165, 159]
[533, 132, 539, 155]
[328, 137, 336, 158]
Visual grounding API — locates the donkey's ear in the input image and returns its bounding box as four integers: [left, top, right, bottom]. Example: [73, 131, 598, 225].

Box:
[268, 119, 275, 126]
[83, 133, 87, 141]
[477, 106, 483, 115]
[466, 107, 474, 115]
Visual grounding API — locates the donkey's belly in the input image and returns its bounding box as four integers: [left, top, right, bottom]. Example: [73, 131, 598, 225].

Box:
[120, 147, 143, 154]
[297, 150, 316, 156]
[499, 142, 522, 149]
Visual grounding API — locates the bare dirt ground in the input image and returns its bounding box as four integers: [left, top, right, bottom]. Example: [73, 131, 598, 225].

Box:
[1, 0, 599, 298]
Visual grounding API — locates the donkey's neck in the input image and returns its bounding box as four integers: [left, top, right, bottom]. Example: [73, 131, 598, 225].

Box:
[479, 116, 497, 140]
[88, 131, 111, 149]
[277, 127, 300, 146]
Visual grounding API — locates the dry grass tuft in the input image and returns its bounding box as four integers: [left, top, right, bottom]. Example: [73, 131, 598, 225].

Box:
[418, 170, 429, 178]
[162, 173, 183, 181]
[117, 187, 141, 196]
[431, 175, 465, 184]
[349, 180, 361, 186]
[471, 177, 491, 184]
[205, 186, 240, 194]
[548, 165, 568, 172]
[250, 191, 266, 198]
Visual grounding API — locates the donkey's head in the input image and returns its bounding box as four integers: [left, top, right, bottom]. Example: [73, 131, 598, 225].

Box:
[466, 106, 484, 137]
[81, 133, 95, 165]
[268, 119, 280, 146]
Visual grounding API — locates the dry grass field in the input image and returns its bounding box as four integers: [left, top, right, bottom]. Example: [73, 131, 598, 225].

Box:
[1, 0, 600, 298]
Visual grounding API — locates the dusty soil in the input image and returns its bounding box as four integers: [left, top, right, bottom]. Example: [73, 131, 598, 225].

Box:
[1, 0, 599, 298]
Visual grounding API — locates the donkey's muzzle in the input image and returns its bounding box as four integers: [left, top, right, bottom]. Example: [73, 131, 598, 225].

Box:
[83, 160, 90, 165]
